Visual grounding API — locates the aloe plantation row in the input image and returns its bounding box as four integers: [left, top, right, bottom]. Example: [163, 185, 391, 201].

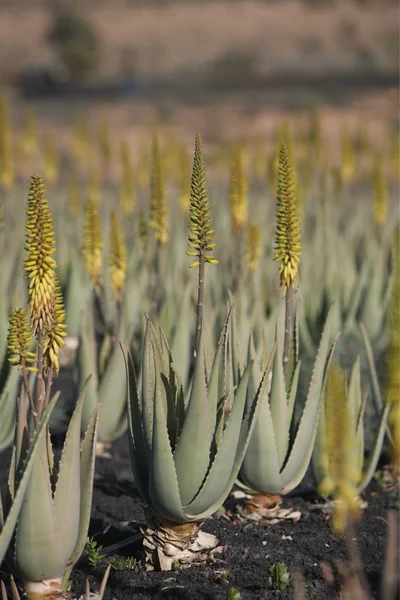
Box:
[0, 102, 398, 600]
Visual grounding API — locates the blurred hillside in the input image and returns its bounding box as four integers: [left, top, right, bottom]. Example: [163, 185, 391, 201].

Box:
[0, 0, 398, 85]
[0, 0, 397, 153]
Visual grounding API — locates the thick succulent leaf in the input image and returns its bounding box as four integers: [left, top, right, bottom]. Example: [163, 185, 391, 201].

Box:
[348, 357, 364, 472]
[0, 367, 21, 452]
[67, 402, 100, 568]
[269, 342, 289, 466]
[53, 379, 91, 565]
[357, 402, 390, 493]
[13, 430, 64, 580]
[207, 340, 224, 436]
[360, 323, 382, 412]
[79, 308, 99, 434]
[0, 395, 58, 566]
[280, 307, 338, 493]
[228, 291, 244, 386]
[170, 284, 193, 386]
[120, 344, 150, 505]
[149, 378, 187, 523]
[174, 330, 211, 507]
[285, 299, 299, 390]
[97, 328, 132, 442]
[239, 345, 281, 494]
[141, 318, 155, 455]
[154, 326, 180, 446]
[348, 357, 362, 429]
[311, 400, 330, 489]
[287, 360, 302, 442]
[343, 259, 369, 331]
[185, 360, 254, 518]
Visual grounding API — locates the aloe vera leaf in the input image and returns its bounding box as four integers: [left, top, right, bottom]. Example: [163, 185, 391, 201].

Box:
[141, 318, 155, 455]
[79, 308, 99, 434]
[239, 345, 281, 494]
[287, 360, 302, 430]
[67, 402, 100, 568]
[360, 323, 383, 412]
[13, 430, 63, 580]
[280, 307, 337, 493]
[207, 340, 224, 436]
[120, 344, 151, 505]
[269, 342, 289, 466]
[173, 330, 212, 507]
[357, 402, 390, 492]
[149, 377, 187, 523]
[185, 361, 255, 517]
[348, 357, 365, 474]
[53, 378, 91, 564]
[97, 338, 130, 443]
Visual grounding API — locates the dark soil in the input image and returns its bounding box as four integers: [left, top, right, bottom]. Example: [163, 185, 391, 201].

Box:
[0, 433, 398, 600]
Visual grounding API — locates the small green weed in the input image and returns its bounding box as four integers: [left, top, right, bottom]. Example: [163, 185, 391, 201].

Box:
[85, 536, 104, 568]
[268, 562, 290, 591]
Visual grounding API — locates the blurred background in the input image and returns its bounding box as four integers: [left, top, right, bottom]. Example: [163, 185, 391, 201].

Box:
[0, 0, 398, 164]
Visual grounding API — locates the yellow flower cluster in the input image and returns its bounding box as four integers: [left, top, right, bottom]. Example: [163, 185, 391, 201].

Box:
[318, 365, 361, 534]
[273, 144, 301, 290]
[372, 159, 388, 228]
[7, 308, 37, 372]
[229, 144, 248, 232]
[186, 134, 218, 268]
[83, 198, 104, 291]
[244, 223, 262, 273]
[24, 174, 66, 372]
[149, 135, 169, 246]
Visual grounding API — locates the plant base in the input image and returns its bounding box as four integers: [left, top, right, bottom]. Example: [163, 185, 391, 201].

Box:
[142, 511, 221, 571]
[233, 492, 302, 524]
[24, 577, 64, 599]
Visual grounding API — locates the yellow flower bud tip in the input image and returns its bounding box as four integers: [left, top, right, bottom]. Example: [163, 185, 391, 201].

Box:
[109, 210, 127, 301]
[245, 223, 262, 273]
[187, 133, 217, 266]
[229, 143, 248, 232]
[149, 134, 169, 245]
[273, 144, 302, 290]
[372, 159, 389, 227]
[83, 198, 103, 290]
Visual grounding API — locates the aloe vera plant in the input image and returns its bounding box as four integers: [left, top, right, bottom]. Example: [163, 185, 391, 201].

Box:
[1, 174, 100, 598]
[5, 379, 99, 598]
[312, 356, 390, 496]
[121, 318, 274, 570]
[237, 305, 337, 497]
[119, 133, 275, 571]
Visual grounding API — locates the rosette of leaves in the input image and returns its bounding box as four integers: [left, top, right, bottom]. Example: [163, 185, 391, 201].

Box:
[121, 318, 274, 570]
[236, 304, 338, 500]
[312, 358, 390, 499]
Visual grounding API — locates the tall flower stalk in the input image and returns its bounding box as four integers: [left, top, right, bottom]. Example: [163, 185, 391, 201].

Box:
[273, 143, 301, 375]
[23, 174, 67, 418]
[186, 133, 218, 352]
